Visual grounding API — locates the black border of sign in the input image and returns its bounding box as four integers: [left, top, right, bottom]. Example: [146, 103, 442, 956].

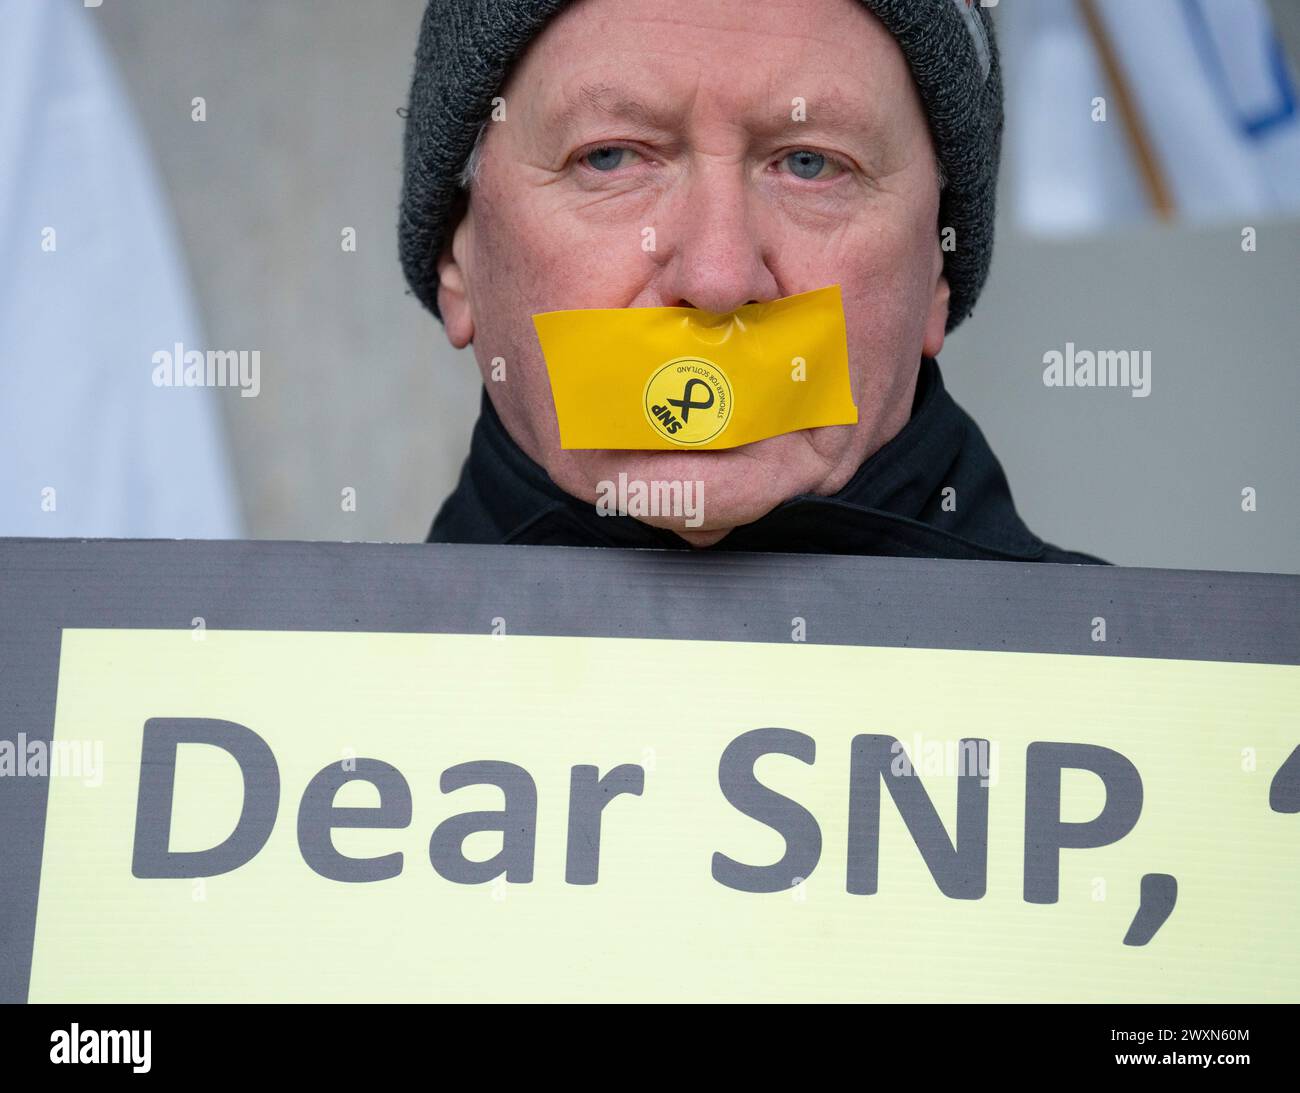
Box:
[1, 538, 1297, 1002]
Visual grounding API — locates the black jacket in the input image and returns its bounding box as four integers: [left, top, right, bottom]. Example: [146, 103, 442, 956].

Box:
[429, 356, 1105, 564]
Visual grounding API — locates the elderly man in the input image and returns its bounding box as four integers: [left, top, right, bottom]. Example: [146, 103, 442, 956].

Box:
[399, 0, 1102, 563]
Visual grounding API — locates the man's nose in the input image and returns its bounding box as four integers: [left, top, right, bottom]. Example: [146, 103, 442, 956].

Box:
[660, 166, 779, 316]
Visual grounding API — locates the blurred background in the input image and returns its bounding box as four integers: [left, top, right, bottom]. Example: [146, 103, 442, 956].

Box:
[2, 0, 1297, 572]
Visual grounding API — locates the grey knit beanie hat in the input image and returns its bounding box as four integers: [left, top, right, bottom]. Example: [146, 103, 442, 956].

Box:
[399, 0, 1002, 334]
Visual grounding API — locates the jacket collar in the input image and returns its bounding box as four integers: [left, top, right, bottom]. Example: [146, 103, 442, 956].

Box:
[430, 358, 1084, 562]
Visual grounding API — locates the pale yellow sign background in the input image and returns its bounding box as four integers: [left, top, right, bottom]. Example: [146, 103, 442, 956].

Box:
[30, 629, 1300, 1002]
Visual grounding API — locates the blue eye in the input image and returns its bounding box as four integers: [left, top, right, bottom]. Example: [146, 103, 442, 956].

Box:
[585, 146, 636, 171]
[784, 150, 828, 180]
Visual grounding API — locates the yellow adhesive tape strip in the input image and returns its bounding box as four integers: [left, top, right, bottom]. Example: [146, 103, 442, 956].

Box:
[532, 284, 858, 450]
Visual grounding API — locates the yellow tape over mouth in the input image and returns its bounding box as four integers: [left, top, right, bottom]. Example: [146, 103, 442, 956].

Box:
[532, 284, 858, 450]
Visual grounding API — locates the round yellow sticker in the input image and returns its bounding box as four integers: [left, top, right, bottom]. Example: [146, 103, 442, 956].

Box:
[643, 358, 733, 446]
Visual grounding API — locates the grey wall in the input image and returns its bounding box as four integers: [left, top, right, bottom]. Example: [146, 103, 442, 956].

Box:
[95, 0, 1298, 572]
[98, 0, 478, 546]
[944, 216, 1299, 574]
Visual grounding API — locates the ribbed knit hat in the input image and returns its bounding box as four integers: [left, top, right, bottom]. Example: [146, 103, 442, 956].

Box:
[399, 0, 1002, 333]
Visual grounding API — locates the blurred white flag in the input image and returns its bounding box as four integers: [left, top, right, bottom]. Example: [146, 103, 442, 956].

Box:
[1004, 0, 1300, 234]
[0, 0, 242, 537]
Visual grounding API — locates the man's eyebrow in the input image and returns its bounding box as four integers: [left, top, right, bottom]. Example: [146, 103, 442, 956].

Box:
[545, 82, 679, 133]
[758, 94, 879, 139]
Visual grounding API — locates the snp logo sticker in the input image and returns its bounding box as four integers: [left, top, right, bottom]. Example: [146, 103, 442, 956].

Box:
[643, 357, 733, 446]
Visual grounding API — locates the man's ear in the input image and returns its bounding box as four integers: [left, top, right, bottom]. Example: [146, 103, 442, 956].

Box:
[922, 273, 950, 359]
[436, 211, 475, 349]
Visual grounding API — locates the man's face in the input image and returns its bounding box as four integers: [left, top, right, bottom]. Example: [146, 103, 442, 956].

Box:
[437, 0, 950, 546]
